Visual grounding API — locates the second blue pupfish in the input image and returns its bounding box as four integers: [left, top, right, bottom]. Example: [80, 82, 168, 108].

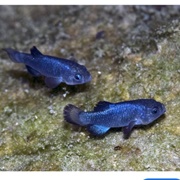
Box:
[3, 46, 91, 88]
[64, 99, 166, 138]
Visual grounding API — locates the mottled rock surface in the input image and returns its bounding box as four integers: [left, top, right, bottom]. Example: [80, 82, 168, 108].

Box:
[0, 6, 179, 170]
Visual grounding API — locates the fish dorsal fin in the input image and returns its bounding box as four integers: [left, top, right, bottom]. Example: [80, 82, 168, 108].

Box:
[30, 46, 43, 57]
[93, 101, 112, 111]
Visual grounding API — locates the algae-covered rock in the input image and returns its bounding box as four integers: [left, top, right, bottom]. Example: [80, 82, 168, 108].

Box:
[0, 5, 179, 171]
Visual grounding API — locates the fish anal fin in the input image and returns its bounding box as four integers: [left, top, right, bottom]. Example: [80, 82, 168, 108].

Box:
[26, 65, 41, 76]
[45, 77, 62, 88]
[87, 125, 110, 136]
[122, 121, 136, 139]
[94, 101, 113, 111]
[30, 46, 43, 57]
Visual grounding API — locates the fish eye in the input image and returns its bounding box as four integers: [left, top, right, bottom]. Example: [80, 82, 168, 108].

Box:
[74, 74, 82, 81]
[151, 107, 158, 114]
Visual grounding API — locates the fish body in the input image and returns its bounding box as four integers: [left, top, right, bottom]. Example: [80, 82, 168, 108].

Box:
[63, 99, 166, 138]
[3, 46, 91, 88]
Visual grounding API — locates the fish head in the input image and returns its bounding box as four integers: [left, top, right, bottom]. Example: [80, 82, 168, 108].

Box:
[64, 63, 92, 85]
[141, 99, 166, 125]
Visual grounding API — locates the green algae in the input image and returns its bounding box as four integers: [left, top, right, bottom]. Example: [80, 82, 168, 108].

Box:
[0, 6, 179, 171]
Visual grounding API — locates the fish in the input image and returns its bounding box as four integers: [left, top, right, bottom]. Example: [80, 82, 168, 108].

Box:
[3, 46, 92, 88]
[63, 99, 166, 138]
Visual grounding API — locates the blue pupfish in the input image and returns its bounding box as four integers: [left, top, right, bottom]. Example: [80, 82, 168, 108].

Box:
[63, 99, 166, 138]
[3, 46, 91, 88]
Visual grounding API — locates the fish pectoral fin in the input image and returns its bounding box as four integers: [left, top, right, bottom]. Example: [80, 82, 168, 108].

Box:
[94, 101, 113, 111]
[30, 46, 43, 57]
[26, 65, 41, 76]
[87, 125, 110, 136]
[45, 77, 62, 88]
[122, 121, 136, 139]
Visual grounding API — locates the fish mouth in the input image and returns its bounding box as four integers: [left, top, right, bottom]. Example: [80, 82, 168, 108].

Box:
[88, 74, 92, 82]
[161, 104, 166, 114]
[84, 74, 92, 83]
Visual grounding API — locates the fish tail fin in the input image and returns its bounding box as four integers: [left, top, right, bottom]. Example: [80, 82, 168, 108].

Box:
[3, 48, 24, 63]
[63, 104, 85, 126]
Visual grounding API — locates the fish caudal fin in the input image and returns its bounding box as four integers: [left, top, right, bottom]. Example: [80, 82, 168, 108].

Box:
[3, 48, 24, 63]
[63, 104, 84, 126]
